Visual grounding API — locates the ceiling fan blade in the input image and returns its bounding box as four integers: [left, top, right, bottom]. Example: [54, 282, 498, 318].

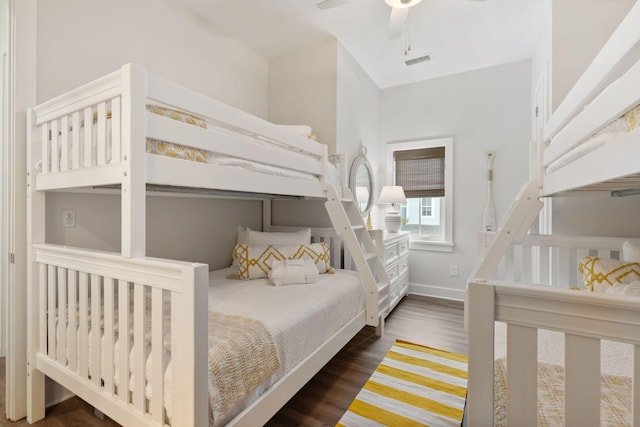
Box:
[388, 7, 408, 39]
[317, 0, 353, 10]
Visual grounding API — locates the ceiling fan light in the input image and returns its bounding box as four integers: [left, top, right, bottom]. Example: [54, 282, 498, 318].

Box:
[384, 0, 423, 8]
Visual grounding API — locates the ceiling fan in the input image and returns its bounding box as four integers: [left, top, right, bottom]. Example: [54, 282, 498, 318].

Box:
[317, 0, 485, 40]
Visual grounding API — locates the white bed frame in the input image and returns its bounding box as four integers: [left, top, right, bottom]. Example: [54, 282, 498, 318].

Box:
[26, 64, 377, 426]
[466, 3, 640, 426]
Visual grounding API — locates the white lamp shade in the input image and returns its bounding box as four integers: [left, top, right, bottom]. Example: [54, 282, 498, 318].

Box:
[378, 186, 407, 205]
[379, 186, 406, 233]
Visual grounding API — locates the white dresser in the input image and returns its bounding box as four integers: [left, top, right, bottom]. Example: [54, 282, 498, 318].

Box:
[378, 231, 410, 315]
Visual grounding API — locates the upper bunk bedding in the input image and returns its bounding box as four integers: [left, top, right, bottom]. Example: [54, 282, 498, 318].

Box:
[540, 2, 640, 196]
[29, 64, 343, 198]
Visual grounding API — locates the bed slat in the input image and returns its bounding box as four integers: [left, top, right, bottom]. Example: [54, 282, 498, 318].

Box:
[60, 116, 69, 172]
[57, 268, 67, 364]
[39, 264, 47, 357]
[151, 287, 164, 423]
[72, 112, 81, 170]
[78, 272, 89, 379]
[97, 102, 107, 166]
[111, 97, 121, 163]
[41, 123, 49, 174]
[103, 278, 115, 394]
[47, 265, 56, 360]
[83, 107, 92, 167]
[118, 280, 130, 404]
[565, 334, 600, 426]
[67, 271, 77, 372]
[90, 274, 101, 388]
[50, 121, 59, 173]
[506, 324, 537, 426]
[133, 285, 145, 412]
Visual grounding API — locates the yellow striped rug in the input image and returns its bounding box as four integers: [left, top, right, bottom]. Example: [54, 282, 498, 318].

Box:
[337, 340, 468, 427]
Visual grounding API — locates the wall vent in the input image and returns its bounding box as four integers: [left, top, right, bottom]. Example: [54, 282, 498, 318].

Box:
[405, 54, 431, 66]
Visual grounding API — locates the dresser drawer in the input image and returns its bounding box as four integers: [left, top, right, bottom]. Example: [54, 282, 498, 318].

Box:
[384, 243, 398, 264]
[386, 261, 399, 283]
[397, 255, 409, 277]
[397, 238, 409, 257]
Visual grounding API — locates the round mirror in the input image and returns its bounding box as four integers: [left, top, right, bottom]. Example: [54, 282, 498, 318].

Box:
[349, 146, 374, 216]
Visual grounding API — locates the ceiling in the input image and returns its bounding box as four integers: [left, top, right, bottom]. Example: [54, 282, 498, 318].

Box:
[179, 0, 547, 89]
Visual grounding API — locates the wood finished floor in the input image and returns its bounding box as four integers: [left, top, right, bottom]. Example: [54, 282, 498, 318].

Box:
[0, 295, 467, 426]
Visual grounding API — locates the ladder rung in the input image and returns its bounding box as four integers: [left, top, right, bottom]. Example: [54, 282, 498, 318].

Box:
[365, 253, 377, 261]
[352, 224, 365, 230]
[377, 281, 390, 292]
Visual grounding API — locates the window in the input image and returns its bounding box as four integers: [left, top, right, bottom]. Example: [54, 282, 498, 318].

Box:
[386, 138, 453, 252]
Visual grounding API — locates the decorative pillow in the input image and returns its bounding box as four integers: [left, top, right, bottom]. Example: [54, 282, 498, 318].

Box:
[288, 242, 335, 274]
[578, 256, 640, 292]
[622, 241, 640, 262]
[233, 244, 289, 280]
[246, 228, 311, 247]
[231, 242, 334, 280]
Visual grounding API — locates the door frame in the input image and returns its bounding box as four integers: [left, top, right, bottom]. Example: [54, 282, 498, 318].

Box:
[5, 0, 36, 420]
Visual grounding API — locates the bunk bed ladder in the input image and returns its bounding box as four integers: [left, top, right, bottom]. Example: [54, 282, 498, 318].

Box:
[325, 185, 390, 335]
[466, 178, 544, 426]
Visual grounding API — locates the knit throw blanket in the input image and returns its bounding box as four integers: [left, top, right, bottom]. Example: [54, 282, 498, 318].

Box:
[208, 312, 280, 426]
[494, 358, 631, 426]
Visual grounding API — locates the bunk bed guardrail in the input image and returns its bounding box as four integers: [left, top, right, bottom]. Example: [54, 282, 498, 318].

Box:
[29, 243, 209, 426]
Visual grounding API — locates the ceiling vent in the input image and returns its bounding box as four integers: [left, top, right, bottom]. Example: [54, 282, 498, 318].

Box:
[405, 54, 431, 66]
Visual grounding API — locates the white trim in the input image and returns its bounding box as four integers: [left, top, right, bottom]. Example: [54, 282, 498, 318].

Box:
[8, 0, 36, 420]
[0, 0, 8, 359]
[409, 282, 464, 301]
[385, 137, 454, 251]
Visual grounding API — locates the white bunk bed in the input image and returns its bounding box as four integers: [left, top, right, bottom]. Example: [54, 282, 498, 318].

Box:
[26, 64, 387, 426]
[466, 3, 640, 426]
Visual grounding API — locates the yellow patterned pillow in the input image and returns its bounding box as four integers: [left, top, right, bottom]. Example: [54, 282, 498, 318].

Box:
[578, 256, 640, 292]
[289, 242, 335, 274]
[231, 242, 334, 280]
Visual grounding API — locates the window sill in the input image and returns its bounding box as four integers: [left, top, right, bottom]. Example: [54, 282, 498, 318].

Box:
[409, 239, 454, 253]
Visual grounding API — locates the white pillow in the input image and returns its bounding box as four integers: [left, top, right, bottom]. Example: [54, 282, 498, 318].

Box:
[622, 241, 640, 262]
[237, 225, 248, 245]
[247, 228, 311, 247]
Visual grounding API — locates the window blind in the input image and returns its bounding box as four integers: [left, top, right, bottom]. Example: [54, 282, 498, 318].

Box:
[394, 147, 445, 197]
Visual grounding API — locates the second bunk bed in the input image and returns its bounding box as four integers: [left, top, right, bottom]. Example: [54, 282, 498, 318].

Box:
[466, 3, 640, 426]
[26, 64, 388, 427]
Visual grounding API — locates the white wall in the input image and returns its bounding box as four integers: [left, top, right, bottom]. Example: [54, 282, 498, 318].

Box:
[37, 0, 271, 268]
[37, 0, 268, 117]
[268, 39, 338, 153]
[336, 43, 382, 173]
[551, 0, 635, 111]
[46, 193, 262, 270]
[380, 60, 531, 300]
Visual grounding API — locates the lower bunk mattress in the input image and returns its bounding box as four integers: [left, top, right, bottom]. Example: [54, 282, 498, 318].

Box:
[75, 267, 365, 426]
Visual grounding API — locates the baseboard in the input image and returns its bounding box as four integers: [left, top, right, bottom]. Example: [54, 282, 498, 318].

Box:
[409, 283, 465, 302]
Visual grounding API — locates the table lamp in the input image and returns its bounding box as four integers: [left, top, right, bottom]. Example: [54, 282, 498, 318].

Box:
[379, 186, 406, 233]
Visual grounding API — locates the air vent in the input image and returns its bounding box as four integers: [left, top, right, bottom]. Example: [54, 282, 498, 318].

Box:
[405, 54, 431, 66]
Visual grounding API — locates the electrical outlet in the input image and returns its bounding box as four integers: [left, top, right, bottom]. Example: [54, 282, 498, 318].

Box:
[62, 209, 76, 228]
[450, 265, 459, 277]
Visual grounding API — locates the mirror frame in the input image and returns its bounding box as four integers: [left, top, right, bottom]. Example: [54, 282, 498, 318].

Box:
[349, 147, 374, 217]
